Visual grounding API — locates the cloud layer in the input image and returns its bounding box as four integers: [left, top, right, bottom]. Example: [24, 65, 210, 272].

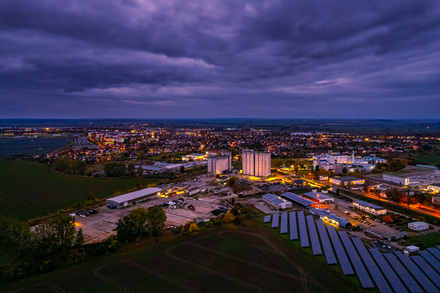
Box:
[1, 0, 440, 118]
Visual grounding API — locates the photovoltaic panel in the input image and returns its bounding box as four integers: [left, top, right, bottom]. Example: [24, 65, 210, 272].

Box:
[384, 253, 424, 293]
[339, 231, 374, 288]
[316, 220, 337, 265]
[327, 225, 353, 275]
[395, 252, 438, 293]
[297, 211, 309, 247]
[437, 245, 440, 250]
[306, 215, 322, 255]
[369, 249, 408, 293]
[280, 212, 288, 234]
[427, 247, 440, 261]
[419, 250, 440, 274]
[263, 215, 271, 223]
[289, 212, 298, 240]
[411, 255, 440, 289]
[351, 238, 392, 293]
[271, 213, 279, 228]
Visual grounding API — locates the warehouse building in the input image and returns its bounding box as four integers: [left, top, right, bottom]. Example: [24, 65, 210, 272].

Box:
[106, 187, 162, 208]
[428, 184, 440, 194]
[329, 176, 365, 186]
[352, 200, 387, 215]
[263, 193, 292, 209]
[302, 191, 334, 204]
[383, 173, 409, 185]
[408, 221, 429, 231]
[281, 192, 313, 207]
[309, 208, 352, 228]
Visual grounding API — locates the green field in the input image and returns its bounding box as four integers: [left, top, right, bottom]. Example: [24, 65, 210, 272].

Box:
[0, 160, 161, 220]
[413, 154, 440, 166]
[2, 226, 356, 293]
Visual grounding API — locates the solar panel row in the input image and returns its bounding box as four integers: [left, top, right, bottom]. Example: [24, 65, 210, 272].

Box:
[297, 211, 309, 247]
[395, 252, 438, 293]
[263, 215, 271, 223]
[289, 212, 298, 240]
[327, 226, 353, 275]
[280, 212, 288, 234]
[419, 250, 440, 275]
[316, 220, 337, 265]
[369, 249, 408, 293]
[271, 213, 279, 228]
[306, 215, 322, 255]
[339, 231, 374, 288]
[411, 255, 440, 289]
[427, 247, 440, 261]
[383, 253, 424, 293]
[352, 238, 392, 293]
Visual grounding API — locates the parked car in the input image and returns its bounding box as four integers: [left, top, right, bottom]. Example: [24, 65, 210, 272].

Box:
[108, 205, 117, 209]
[86, 209, 98, 214]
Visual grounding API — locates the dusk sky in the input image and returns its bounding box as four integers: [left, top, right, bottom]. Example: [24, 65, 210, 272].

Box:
[1, 0, 440, 119]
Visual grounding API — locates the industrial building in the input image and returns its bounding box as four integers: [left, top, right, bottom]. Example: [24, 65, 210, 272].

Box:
[309, 208, 352, 228]
[262, 193, 292, 209]
[281, 192, 314, 207]
[182, 153, 207, 161]
[352, 200, 387, 215]
[313, 151, 385, 174]
[329, 176, 365, 186]
[383, 173, 409, 185]
[408, 221, 429, 231]
[428, 184, 440, 194]
[207, 150, 231, 175]
[106, 187, 162, 208]
[302, 191, 334, 204]
[242, 149, 271, 177]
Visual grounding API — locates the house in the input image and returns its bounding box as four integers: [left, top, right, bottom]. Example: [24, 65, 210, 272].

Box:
[408, 221, 429, 231]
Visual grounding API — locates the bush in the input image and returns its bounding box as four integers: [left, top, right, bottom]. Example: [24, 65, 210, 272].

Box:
[189, 223, 199, 233]
[40, 260, 55, 272]
[223, 212, 235, 223]
[92, 244, 107, 256]
[108, 240, 119, 252]
[205, 220, 214, 228]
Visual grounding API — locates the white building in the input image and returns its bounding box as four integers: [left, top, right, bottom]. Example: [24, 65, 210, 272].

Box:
[242, 149, 271, 177]
[408, 221, 429, 231]
[106, 187, 162, 208]
[383, 173, 409, 185]
[313, 151, 382, 173]
[352, 200, 387, 215]
[262, 193, 292, 209]
[432, 197, 440, 205]
[207, 150, 231, 175]
[428, 184, 440, 194]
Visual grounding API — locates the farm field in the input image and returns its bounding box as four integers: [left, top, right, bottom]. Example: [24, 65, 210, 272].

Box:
[2, 226, 356, 293]
[0, 160, 161, 220]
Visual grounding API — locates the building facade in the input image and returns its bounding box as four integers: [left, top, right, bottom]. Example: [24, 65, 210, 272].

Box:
[428, 184, 440, 194]
[207, 150, 231, 175]
[408, 221, 429, 231]
[242, 149, 271, 177]
[329, 176, 365, 186]
[383, 173, 409, 185]
[353, 200, 387, 215]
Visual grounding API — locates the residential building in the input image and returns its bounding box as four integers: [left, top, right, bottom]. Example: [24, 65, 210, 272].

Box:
[383, 173, 409, 185]
[408, 221, 429, 231]
[242, 149, 271, 177]
[352, 200, 387, 215]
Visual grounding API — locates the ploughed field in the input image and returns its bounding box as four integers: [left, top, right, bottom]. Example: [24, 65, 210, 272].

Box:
[2, 227, 355, 293]
[0, 160, 160, 220]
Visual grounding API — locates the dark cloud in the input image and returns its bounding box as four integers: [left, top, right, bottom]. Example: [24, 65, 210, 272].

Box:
[0, 0, 439, 118]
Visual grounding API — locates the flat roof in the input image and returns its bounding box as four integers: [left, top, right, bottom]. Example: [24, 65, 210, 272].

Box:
[263, 193, 288, 205]
[107, 187, 162, 204]
[304, 192, 333, 200]
[408, 221, 428, 226]
[331, 176, 365, 182]
[353, 200, 385, 210]
[281, 192, 313, 207]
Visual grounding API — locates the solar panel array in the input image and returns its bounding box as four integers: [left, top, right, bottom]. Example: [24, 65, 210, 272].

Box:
[419, 250, 440, 274]
[327, 225, 353, 275]
[411, 255, 440, 288]
[369, 249, 408, 293]
[437, 245, 440, 250]
[352, 238, 392, 293]
[281, 192, 313, 207]
[289, 212, 298, 240]
[427, 247, 440, 261]
[384, 253, 424, 293]
[306, 215, 322, 255]
[339, 231, 374, 288]
[395, 252, 438, 293]
[271, 213, 279, 228]
[263, 215, 271, 223]
[297, 211, 309, 247]
[280, 212, 288, 234]
[316, 220, 337, 264]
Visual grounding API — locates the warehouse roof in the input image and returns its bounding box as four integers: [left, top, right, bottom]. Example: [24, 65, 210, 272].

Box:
[107, 187, 162, 204]
[303, 191, 333, 201]
[353, 200, 385, 210]
[281, 192, 313, 207]
[263, 193, 287, 205]
[332, 176, 364, 182]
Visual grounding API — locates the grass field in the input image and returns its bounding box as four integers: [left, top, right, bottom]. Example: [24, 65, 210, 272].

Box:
[412, 154, 440, 166]
[2, 226, 356, 293]
[0, 160, 162, 220]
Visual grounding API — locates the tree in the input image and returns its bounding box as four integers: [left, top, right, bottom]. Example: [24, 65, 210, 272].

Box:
[115, 207, 149, 243]
[145, 205, 167, 236]
[51, 214, 76, 251]
[230, 148, 238, 157]
[127, 163, 136, 177]
[315, 165, 320, 172]
[0, 217, 32, 256]
[137, 149, 146, 159]
[137, 165, 144, 177]
[342, 167, 348, 174]
[383, 215, 394, 223]
[189, 223, 199, 233]
[75, 228, 84, 247]
[104, 162, 127, 177]
[87, 193, 99, 203]
[205, 220, 214, 228]
[223, 212, 235, 223]
[385, 188, 403, 205]
[417, 216, 426, 222]
[180, 166, 185, 173]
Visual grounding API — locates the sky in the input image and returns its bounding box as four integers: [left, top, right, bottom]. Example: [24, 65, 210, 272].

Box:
[1, 0, 440, 119]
